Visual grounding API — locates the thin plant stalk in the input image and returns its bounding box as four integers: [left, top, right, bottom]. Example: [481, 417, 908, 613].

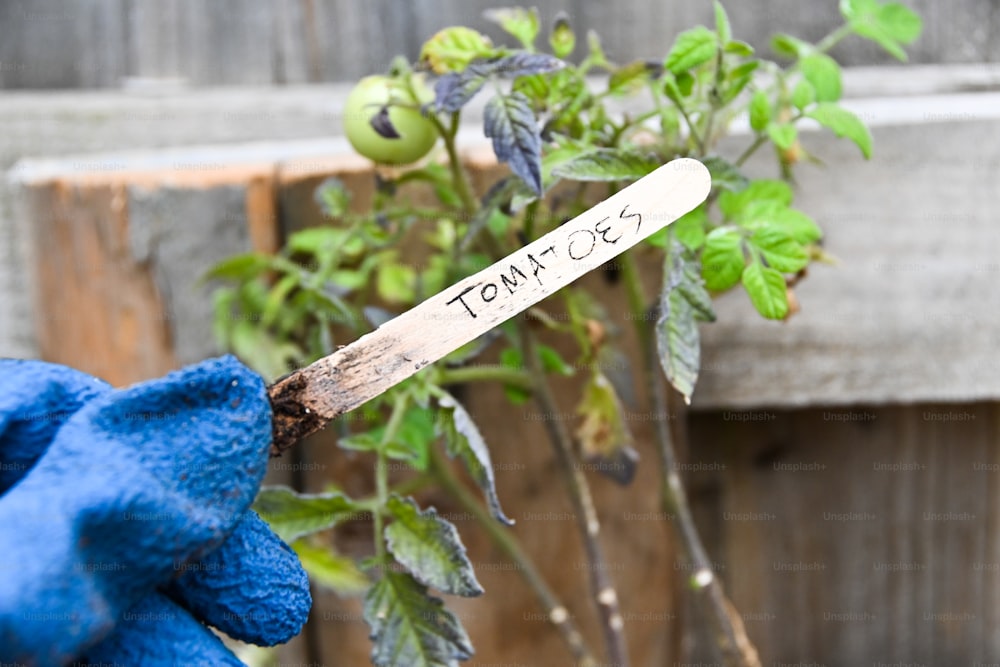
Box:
[518, 321, 631, 667]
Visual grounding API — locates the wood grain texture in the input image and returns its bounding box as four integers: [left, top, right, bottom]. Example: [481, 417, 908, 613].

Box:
[1, 0, 997, 88]
[686, 402, 1000, 665]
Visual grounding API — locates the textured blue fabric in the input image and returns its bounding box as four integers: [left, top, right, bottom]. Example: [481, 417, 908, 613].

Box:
[0, 356, 312, 667]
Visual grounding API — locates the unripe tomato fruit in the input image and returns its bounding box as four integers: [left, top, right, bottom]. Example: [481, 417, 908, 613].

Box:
[343, 75, 437, 165]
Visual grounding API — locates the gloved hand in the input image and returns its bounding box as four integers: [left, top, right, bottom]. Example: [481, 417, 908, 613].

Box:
[0, 356, 311, 666]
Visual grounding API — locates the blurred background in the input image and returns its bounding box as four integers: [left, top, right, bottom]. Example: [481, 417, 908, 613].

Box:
[2, 1, 1000, 666]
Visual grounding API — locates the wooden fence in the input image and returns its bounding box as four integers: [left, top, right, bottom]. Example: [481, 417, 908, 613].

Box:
[0, 0, 996, 88]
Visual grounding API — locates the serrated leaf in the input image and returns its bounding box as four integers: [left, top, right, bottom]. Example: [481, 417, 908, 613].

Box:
[421, 27, 496, 73]
[364, 570, 474, 667]
[434, 71, 490, 113]
[800, 52, 842, 102]
[549, 12, 576, 58]
[719, 179, 794, 220]
[701, 227, 745, 291]
[750, 227, 809, 273]
[658, 241, 716, 403]
[254, 487, 362, 543]
[714, 2, 732, 43]
[807, 103, 872, 158]
[702, 156, 748, 192]
[436, 393, 513, 525]
[749, 89, 771, 133]
[293, 540, 370, 597]
[791, 79, 816, 111]
[492, 53, 566, 78]
[742, 261, 788, 319]
[435, 54, 564, 113]
[575, 371, 638, 485]
[767, 122, 798, 150]
[770, 207, 822, 244]
[385, 495, 483, 597]
[664, 26, 718, 74]
[551, 149, 660, 182]
[484, 7, 540, 49]
[671, 205, 707, 251]
[484, 92, 543, 195]
[843, 0, 922, 61]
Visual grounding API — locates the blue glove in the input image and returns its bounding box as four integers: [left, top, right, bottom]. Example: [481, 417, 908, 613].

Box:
[0, 356, 311, 666]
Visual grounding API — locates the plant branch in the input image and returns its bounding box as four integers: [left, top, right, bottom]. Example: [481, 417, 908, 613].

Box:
[620, 251, 760, 667]
[373, 392, 409, 560]
[428, 446, 600, 667]
[437, 365, 534, 392]
[517, 319, 631, 667]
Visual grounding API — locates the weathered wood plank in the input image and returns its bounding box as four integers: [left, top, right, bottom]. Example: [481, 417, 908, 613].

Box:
[688, 402, 1000, 664]
[1, 0, 998, 88]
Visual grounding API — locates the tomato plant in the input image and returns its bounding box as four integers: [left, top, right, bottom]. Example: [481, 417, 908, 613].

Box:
[210, 3, 921, 666]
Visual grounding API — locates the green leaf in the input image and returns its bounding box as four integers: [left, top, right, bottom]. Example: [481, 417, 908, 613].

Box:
[203, 253, 272, 282]
[551, 149, 660, 182]
[842, 0, 922, 61]
[664, 26, 718, 74]
[315, 177, 351, 218]
[714, 2, 732, 43]
[766, 122, 798, 150]
[658, 241, 716, 403]
[377, 262, 417, 304]
[742, 261, 788, 319]
[675, 71, 695, 97]
[585, 29, 609, 68]
[549, 12, 576, 58]
[538, 344, 575, 376]
[750, 227, 809, 273]
[749, 89, 771, 133]
[484, 7, 540, 49]
[874, 3, 923, 43]
[389, 407, 437, 470]
[288, 227, 362, 257]
[701, 156, 748, 192]
[800, 52, 842, 102]
[701, 227, 745, 291]
[228, 322, 299, 382]
[420, 26, 496, 73]
[436, 392, 513, 524]
[719, 179, 793, 220]
[484, 92, 543, 195]
[608, 60, 655, 96]
[671, 205, 707, 251]
[723, 40, 754, 57]
[384, 495, 483, 597]
[364, 570, 474, 667]
[293, 540, 370, 597]
[770, 33, 812, 59]
[807, 103, 873, 158]
[770, 207, 822, 244]
[791, 79, 816, 111]
[253, 486, 362, 543]
[575, 371, 638, 485]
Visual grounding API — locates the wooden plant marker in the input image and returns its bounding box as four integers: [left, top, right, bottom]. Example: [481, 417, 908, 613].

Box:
[267, 158, 711, 455]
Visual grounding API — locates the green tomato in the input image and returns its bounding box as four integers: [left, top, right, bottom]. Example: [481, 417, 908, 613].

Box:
[343, 75, 438, 165]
